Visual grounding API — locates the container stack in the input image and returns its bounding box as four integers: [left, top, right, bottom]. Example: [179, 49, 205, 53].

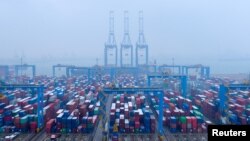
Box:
[0, 76, 102, 134]
[150, 91, 208, 133]
[109, 94, 156, 134]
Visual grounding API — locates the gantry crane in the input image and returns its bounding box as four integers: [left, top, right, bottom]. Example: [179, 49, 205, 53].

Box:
[182, 65, 210, 78]
[147, 74, 187, 97]
[15, 64, 36, 78]
[158, 65, 182, 75]
[52, 64, 75, 77]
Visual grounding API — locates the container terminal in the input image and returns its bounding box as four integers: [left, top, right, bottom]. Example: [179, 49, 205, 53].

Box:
[0, 11, 250, 141]
[0, 64, 249, 141]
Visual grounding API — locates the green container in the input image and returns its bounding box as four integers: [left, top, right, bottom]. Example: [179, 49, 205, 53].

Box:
[61, 128, 66, 134]
[154, 105, 159, 109]
[12, 109, 21, 116]
[87, 124, 94, 128]
[135, 128, 140, 133]
[180, 116, 187, 123]
[28, 115, 35, 122]
[193, 110, 204, 118]
[116, 95, 120, 100]
[170, 98, 175, 103]
[94, 107, 99, 115]
[152, 100, 156, 105]
[20, 116, 28, 124]
[0, 127, 3, 133]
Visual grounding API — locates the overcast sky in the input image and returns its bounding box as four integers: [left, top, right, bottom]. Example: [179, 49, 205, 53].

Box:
[0, 0, 250, 74]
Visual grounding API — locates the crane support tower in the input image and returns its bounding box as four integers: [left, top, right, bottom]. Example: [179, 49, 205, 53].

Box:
[136, 11, 148, 67]
[120, 11, 133, 67]
[105, 11, 118, 67]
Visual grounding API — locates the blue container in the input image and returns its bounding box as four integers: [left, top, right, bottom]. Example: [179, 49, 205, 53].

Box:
[129, 121, 135, 126]
[62, 117, 67, 126]
[81, 128, 87, 133]
[196, 116, 204, 124]
[89, 111, 94, 116]
[28, 97, 37, 104]
[0, 116, 3, 127]
[144, 127, 150, 133]
[144, 110, 150, 117]
[51, 125, 57, 133]
[170, 128, 177, 133]
[67, 116, 72, 128]
[183, 103, 189, 111]
[4, 110, 12, 116]
[144, 117, 150, 126]
[19, 110, 26, 117]
[88, 127, 94, 133]
[63, 110, 70, 117]
[71, 117, 78, 129]
[7, 94, 15, 101]
[0, 103, 6, 109]
[170, 117, 177, 123]
[140, 126, 145, 133]
[109, 126, 113, 133]
[57, 113, 64, 123]
[229, 114, 238, 123]
[115, 113, 120, 119]
[129, 111, 134, 117]
[164, 104, 169, 109]
[110, 120, 115, 125]
[82, 117, 87, 124]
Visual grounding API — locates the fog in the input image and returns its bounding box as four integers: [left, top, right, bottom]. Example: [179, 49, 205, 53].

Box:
[0, 0, 250, 75]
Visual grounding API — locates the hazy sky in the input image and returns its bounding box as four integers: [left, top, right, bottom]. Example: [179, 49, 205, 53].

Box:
[0, 0, 250, 74]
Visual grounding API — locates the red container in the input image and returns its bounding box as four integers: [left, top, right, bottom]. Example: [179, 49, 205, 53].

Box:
[135, 121, 140, 128]
[180, 123, 187, 133]
[30, 122, 37, 133]
[164, 109, 171, 117]
[169, 103, 175, 111]
[235, 104, 244, 112]
[129, 126, 134, 133]
[237, 97, 246, 105]
[150, 115, 156, 125]
[151, 124, 156, 133]
[57, 123, 62, 129]
[197, 126, 202, 133]
[93, 115, 98, 124]
[4, 116, 13, 122]
[191, 117, 197, 129]
[79, 104, 87, 116]
[239, 116, 247, 125]
[46, 119, 55, 133]
[0, 109, 3, 114]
